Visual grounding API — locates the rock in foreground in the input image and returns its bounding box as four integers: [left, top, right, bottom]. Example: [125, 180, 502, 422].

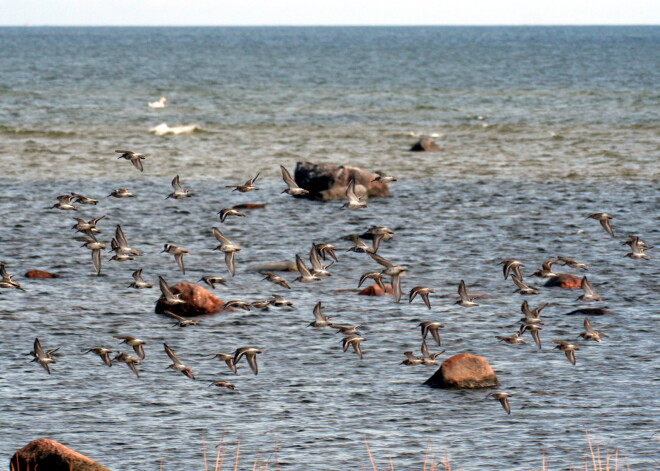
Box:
[10, 438, 110, 471]
[425, 353, 498, 389]
[294, 161, 390, 201]
[358, 284, 393, 296]
[155, 282, 224, 317]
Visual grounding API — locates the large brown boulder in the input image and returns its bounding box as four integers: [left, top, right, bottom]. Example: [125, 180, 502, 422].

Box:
[155, 282, 224, 317]
[410, 138, 440, 151]
[544, 274, 582, 289]
[25, 270, 61, 279]
[425, 353, 498, 389]
[294, 161, 391, 201]
[10, 438, 110, 471]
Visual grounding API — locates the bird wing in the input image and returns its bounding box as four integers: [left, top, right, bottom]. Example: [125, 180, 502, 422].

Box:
[368, 252, 393, 268]
[295, 255, 312, 277]
[92, 249, 101, 275]
[312, 301, 324, 322]
[345, 179, 359, 203]
[421, 340, 430, 358]
[371, 233, 385, 253]
[132, 158, 144, 172]
[246, 353, 259, 375]
[458, 280, 469, 300]
[164, 344, 182, 365]
[115, 225, 128, 247]
[34, 338, 45, 356]
[225, 252, 236, 277]
[212, 227, 231, 245]
[309, 245, 323, 270]
[175, 253, 185, 274]
[164, 310, 185, 322]
[511, 275, 527, 290]
[581, 277, 594, 296]
[280, 165, 298, 189]
[172, 175, 183, 191]
[392, 273, 402, 303]
[247, 172, 260, 186]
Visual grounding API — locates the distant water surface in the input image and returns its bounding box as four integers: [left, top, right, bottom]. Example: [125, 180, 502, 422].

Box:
[0, 26, 658, 470]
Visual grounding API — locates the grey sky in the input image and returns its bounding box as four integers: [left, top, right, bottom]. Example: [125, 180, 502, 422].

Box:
[1, 0, 658, 26]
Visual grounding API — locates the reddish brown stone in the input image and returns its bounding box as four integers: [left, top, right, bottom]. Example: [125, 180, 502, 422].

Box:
[233, 203, 266, 209]
[155, 282, 224, 317]
[358, 284, 393, 296]
[10, 438, 110, 471]
[24, 270, 61, 279]
[294, 161, 391, 201]
[544, 274, 582, 289]
[410, 138, 440, 151]
[425, 353, 498, 389]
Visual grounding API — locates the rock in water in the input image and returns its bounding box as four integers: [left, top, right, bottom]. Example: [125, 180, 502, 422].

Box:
[544, 274, 582, 289]
[25, 270, 61, 278]
[358, 284, 393, 296]
[294, 161, 391, 200]
[155, 281, 224, 316]
[424, 353, 498, 389]
[410, 138, 440, 151]
[10, 438, 111, 471]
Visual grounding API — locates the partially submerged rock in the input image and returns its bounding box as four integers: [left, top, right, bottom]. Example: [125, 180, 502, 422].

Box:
[155, 282, 224, 317]
[25, 270, 61, 279]
[10, 438, 110, 471]
[565, 307, 611, 316]
[410, 138, 440, 152]
[247, 260, 298, 272]
[233, 203, 266, 210]
[425, 353, 498, 389]
[358, 284, 393, 296]
[544, 274, 582, 289]
[294, 161, 390, 201]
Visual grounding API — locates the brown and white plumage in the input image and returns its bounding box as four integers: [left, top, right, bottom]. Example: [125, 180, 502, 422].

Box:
[308, 301, 335, 328]
[532, 258, 559, 278]
[167, 175, 192, 199]
[161, 244, 188, 274]
[280, 165, 309, 196]
[210, 353, 238, 374]
[226, 173, 260, 192]
[368, 253, 406, 302]
[579, 317, 606, 342]
[553, 340, 580, 365]
[158, 276, 185, 306]
[358, 271, 386, 291]
[0, 263, 26, 291]
[314, 243, 338, 262]
[511, 275, 539, 295]
[587, 212, 614, 237]
[456, 280, 478, 307]
[233, 346, 262, 375]
[294, 254, 319, 283]
[341, 335, 366, 359]
[164, 344, 195, 380]
[85, 347, 114, 367]
[501, 259, 524, 280]
[409, 286, 434, 309]
[488, 392, 512, 414]
[114, 352, 141, 377]
[342, 178, 367, 210]
[115, 149, 147, 172]
[114, 335, 146, 359]
[163, 310, 199, 327]
[30, 338, 56, 374]
[212, 227, 241, 277]
[218, 208, 245, 223]
[418, 321, 444, 346]
[578, 276, 602, 302]
[261, 272, 291, 289]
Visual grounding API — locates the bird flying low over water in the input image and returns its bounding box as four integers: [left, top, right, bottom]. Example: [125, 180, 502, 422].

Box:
[158, 276, 185, 306]
[226, 173, 260, 192]
[0, 263, 26, 291]
[115, 150, 148, 172]
[218, 208, 245, 223]
[532, 258, 559, 278]
[487, 392, 512, 414]
[212, 227, 241, 277]
[167, 175, 192, 199]
[129, 269, 152, 289]
[161, 244, 188, 274]
[294, 254, 320, 283]
[314, 243, 338, 262]
[577, 277, 602, 302]
[85, 347, 114, 367]
[455, 280, 478, 307]
[280, 165, 309, 196]
[210, 352, 238, 374]
[511, 275, 539, 295]
[261, 272, 290, 289]
[308, 301, 335, 328]
[552, 340, 580, 365]
[371, 170, 397, 183]
[624, 236, 652, 260]
[199, 275, 227, 289]
[114, 335, 146, 359]
[164, 344, 195, 380]
[418, 321, 444, 346]
[586, 212, 614, 237]
[501, 259, 524, 280]
[579, 318, 606, 343]
[81, 234, 106, 276]
[30, 338, 57, 374]
[163, 310, 199, 327]
[233, 347, 262, 375]
[70, 193, 98, 205]
[368, 253, 406, 302]
[409, 286, 435, 309]
[52, 194, 79, 211]
[341, 335, 366, 359]
[343, 178, 367, 210]
[114, 352, 141, 377]
[72, 216, 104, 238]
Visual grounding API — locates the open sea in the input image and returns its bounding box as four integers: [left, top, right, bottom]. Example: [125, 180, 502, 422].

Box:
[0, 26, 658, 470]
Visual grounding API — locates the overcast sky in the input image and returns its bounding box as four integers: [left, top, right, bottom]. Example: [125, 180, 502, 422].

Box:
[1, 0, 658, 26]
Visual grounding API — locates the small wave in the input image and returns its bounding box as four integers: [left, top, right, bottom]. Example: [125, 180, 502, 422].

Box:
[149, 122, 201, 136]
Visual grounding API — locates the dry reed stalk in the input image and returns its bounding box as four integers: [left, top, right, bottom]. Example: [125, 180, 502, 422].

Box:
[234, 437, 241, 471]
[363, 439, 378, 471]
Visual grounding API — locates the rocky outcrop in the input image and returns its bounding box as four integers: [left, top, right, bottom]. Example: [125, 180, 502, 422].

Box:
[358, 284, 393, 296]
[410, 138, 440, 152]
[294, 161, 391, 201]
[25, 270, 61, 279]
[425, 353, 498, 389]
[10, 438, 110, 471]
[155, 282, 224, 317]
[544, 274, 582, 289]
[565, 307, 611, 316]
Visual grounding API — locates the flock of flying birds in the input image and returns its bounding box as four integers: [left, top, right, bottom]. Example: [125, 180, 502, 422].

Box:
[2, 151, 653, 413]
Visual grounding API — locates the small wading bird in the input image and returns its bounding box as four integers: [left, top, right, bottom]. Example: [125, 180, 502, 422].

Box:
[308, 301, 335, 328]
[314, 243, 338, 262]
[161, 244, 188, 274]
[577, 277, 602, 302]
[212, 227, 241, 277]
[85, 347, 114, 367]
[218, 208, 245, 223]
[368, 253, 406, 302]
[81, 234, 106, 276]
[0, 263, 26, 291]
[455, 280, 478, 307]
[209, 381, 236, 391]
[108, 188, 135, 198]
[501, 259, 524, 280]
[52, 194, 79, 211]
[71, 193, 98, 205]
[371, 170, 397, 184]
[114, 352, 141, 377]
[166, 175, 192, 199]
[341, 335, 366, 359]
[158, 276, 185, 306]
[30, 338, 57, 374]
[199, 275, 227, 289]
[210, 352, 237, 374]
[233, 347, 262, 375]
[343, 178, 367, 210]
[418, 321, 444, 346]
[261, 272, 290, 289]
[586, 212, 614, 237]
[129, 269, 152, 289]
[115, 150, 148, 172]
[164, 344, 195, 380]
[553, 340, 580, 365]
[487, 392, 512, 414]
[163, 310, 199, 328]
[114, 335, 146, 359]
[111, 225, 140, 258]
[72, 215, 104, 238]
[579, 318, 606, 343]
[511, 275, 539, 295]
[409, 286, 435, 309]
[280, 165, 309, 196]
[294, 254, 320, 283]
[227, 173, 260, 192]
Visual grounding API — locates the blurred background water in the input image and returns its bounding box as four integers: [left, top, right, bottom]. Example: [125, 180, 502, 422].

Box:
[0, 26, 658, 470]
